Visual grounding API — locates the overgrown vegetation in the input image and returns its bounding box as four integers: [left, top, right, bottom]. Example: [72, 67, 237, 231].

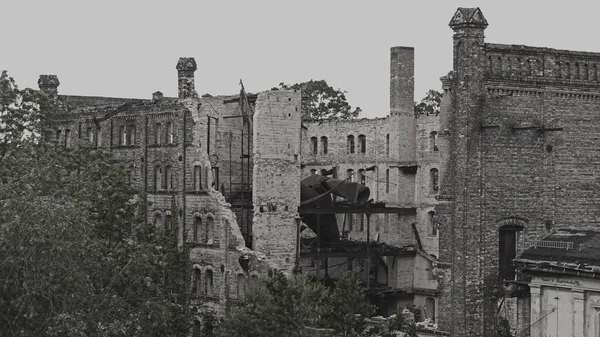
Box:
[0, 72, 191, 336]
[216, 271, 418, 337]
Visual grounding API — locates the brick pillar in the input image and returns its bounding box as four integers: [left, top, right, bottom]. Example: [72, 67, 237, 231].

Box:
[252, 90, 302, 273]
[439, 7, 489, 336]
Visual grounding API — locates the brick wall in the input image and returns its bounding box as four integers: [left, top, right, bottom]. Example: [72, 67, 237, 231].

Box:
[438, 7, 600, 337]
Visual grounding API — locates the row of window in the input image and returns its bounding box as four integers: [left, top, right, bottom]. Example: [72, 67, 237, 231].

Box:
[309, 131, 439, 156]
[151, 164, 206, 191]
[192, 268, 258, 300]
[309, 134, 367, 155]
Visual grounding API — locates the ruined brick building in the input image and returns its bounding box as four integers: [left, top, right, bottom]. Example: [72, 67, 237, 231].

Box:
[35, 6, 600, 336]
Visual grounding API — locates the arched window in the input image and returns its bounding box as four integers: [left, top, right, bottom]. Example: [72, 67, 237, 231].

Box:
[430, 131, 438, 152]
[310, 137, 318, 154]
[127, 164, 135, 184]
[237, 274, 246, 299]
[193, 319, 202, 337]
[193, 165, 202, 191]
[166, 121, 174, 144]
[193, 268, 202, 297]
[385, 134, 390, 157]
[56, 129, 62, 142]
[205, 269, 214, 297]
[358, 134, 366, 153]
[347, 135, 355, 154]
[127, 124, 136, 145]
[310, 169, 317, 175]
[358, 169, 365, 185]
[346, 169, 354, 182]
[499, 225, 524, 281]
[153, 213, 162, 228]
[164, 165, 172, 190]
[320, 136, 328, 154]
[425, 297, 436, 322]
[119, 125, 126, 145]
[155, 123, 162, 145]
[64, 129, 71, 148]
[428, 211, 437, 235]
[206, 216, 215, 243]
[87, 127, 94, 144]
[164, 213, 172, 231]
[430, 168, 439, 193]
[385, 169, 390, 193]
[154, 165, 162, 190]
[194, 217, 202, 243]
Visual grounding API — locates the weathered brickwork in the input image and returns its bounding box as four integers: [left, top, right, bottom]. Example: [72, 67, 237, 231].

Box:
[436, 7, 600, 337]
[252, 90, 302, 270]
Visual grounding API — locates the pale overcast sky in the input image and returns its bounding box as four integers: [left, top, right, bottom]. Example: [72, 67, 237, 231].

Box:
[3, 0, 600, 118]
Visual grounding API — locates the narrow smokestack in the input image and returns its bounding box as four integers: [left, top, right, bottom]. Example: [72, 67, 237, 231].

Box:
[38, 75, 60, 97]
[176, 57, 197, 99]
[390, 46, 414, 117]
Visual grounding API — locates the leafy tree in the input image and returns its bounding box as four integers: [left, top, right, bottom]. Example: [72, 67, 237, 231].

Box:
[414, 89, 442, 117]
[0, 70, 50, 160]
[0, 74, 190, 336]
[274, 80, 361, 122]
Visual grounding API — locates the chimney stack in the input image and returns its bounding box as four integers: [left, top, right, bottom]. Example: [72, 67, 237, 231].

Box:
[176, 57, 197, 99]
[38, 75, 60, 97]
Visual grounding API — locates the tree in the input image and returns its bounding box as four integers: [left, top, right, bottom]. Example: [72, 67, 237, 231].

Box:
[0, 70, 50, 160]
[274, 80, 362, 122]
[414, 89, 442, 117]
[0, 74, 190, 336]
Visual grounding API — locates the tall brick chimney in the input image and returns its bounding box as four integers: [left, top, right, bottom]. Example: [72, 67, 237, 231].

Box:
[37, 75, 60, 97]
[176, 57, 197, 99]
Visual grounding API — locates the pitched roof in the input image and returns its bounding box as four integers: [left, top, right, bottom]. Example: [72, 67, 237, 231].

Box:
[449, 7, 488, 28]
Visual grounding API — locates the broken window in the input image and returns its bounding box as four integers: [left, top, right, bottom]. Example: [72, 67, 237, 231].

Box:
[386, 133, 390, 157]
[166, 121, 174, 144]
[206, 216, 215, 243]
[346, 169, 354, 183]
[321, 136, 328, 154]
[119, 125, 126, 146]
[164, 213, 172, 231]
[164, 165, 173, 190]
[193, 268, 201, 297]
[310, 169, 317, 175]
[237, 274, 246, 299]
[430, 131, 438, 151]
[425, 297, 436, 322]
[193, 165, 202, 190]
[429, 211, 437, 235]
[194, 216, 202, 242]
[153, 213, 162, 228]
[499, 225, 523, 281]
[128, 124, 136, 145]
[347, 135, 355, 154]
[358, 169, 366, 185]
[205, 269, 213, 297]
[358, 134, 366, 153]
[87, 127, 94, 144]
[154, 165, 162, 190]
[310, 137, 318, 154]
[430, 168, 439, 193]
[64, 129, 71, 148]
[385, 169, 390, 193]
[155, 123, 162, 145]
[56, 129, 62, 142]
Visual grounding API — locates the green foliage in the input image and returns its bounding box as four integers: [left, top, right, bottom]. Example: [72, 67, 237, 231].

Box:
[414, 89, 442, 117]
[0, 73, 191, 336]
[274, 80, 361, 122]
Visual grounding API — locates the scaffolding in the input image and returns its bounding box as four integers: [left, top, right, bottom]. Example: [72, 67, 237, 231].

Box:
[224, 80, 254, 248]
